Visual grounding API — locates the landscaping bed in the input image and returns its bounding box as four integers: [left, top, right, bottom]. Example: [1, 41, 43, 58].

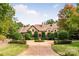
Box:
[54, 40, 72, 44]
[34, 40, 44, 42]
[52, 41, 79, 56]
[0, 44, 28, 56]
[8, 40, 26, 44]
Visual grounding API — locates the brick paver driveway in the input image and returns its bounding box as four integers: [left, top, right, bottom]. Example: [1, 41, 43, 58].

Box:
[18, 40, 59, 56]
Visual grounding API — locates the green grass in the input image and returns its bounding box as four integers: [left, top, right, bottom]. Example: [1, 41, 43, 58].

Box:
[0, 44, 28, 56]
[69, 41, 79, 47]
[52, 40, 79, 56]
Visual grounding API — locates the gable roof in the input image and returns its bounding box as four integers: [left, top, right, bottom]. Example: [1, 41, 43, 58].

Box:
[18, 23, 58, 33]
[19, 25, 31, 33]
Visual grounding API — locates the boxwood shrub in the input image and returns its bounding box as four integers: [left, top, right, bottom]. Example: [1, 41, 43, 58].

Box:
[41, 31, 46, 40]
[25, 33, 32, 40]
[57, 30, 69, 40]
[9, 39, 26, 44]
[54, 40, 72, 44]
[34, 31, 39, 40]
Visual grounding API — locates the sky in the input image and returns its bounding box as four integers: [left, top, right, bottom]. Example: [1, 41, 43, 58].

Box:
[12, 3, 75, 25]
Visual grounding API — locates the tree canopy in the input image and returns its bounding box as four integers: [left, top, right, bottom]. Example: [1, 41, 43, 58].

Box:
[0, 3, 15, 35]
[0, 3, 24, 40]
[58, 3, 79, 31]
[44, 19, 55, 24]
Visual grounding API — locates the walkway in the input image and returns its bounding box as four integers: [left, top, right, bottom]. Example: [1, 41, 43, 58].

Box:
[18, 40, 59, 56]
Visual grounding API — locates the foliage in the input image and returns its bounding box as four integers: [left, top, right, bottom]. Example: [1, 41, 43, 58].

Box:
[57, 4, 79, 30]
[70, 31, 79, 40]
[57, 30, 69, 40]
[25, 31, 32, 40]
[9, 40, 26, 44]
[58, 3, 79, 40]
[0, 3, 23, 40]
[34, 40, 44, 42]
[17, 22, 23, 28]
[65, 15, 79, 32]
[52, 41, 79, 56]
[53, 32, 58, 40]
[54, 40, 72, 44]
[47, 32, 54, 40]
[27, 31, 32, 38]
[0, 3, 15, 35]
[25, 33, 32, 40]
[8, 32, 23, 40]
[45, 19, 55, 24]
[41, 31, 46, 40]
[34, 31, 39, 40]
[0, 35, 6, 41]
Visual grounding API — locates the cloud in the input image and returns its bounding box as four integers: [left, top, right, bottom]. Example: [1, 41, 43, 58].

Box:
[13, 4, 53, 25]
[53, 4, 59, 8]
[13, 4, 39, 19]
[13, 4, 45, 25]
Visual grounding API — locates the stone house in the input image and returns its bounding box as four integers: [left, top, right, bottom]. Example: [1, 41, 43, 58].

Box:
[18, 23, 58, 37]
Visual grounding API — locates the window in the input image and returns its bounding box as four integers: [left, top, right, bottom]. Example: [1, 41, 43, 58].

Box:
[51, 31, 53, 32]
[55, 30, 56, 32]
[32, 29, 34, 32]
[48, 30, 50, 32]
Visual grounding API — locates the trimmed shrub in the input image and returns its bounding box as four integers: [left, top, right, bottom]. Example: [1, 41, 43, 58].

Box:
[25, 31, 32, 40]
[34, 40, 44, 42]
[27, 31, 32, 37]
[0, 35, 6, 41]
[41, 31, 46, 40]
[47, 33, 54, 40]
[54, 40, 72, 44]
[57, 30, 69, 40]
[53, 32, 58, 40]
[34, 31, 39, 40]
[69, 30, 79, 40]
[25, 33, 32, 40]
[9, 39, 26, 44]
[9, 32, 23, 40]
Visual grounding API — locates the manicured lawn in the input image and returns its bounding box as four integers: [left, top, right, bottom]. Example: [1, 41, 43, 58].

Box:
[52, 40, 79, 56]
[0, 44, 28, 56]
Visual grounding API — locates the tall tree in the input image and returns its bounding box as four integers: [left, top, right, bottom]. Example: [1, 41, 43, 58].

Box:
[17, 22, 24, 28]
[58, 3, 79, 40]
[58, 4, 75, 30]
[0, 3, 15, 35]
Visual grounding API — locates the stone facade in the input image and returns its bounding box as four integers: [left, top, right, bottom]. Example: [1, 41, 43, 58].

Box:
[19, 23, 58, 35]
